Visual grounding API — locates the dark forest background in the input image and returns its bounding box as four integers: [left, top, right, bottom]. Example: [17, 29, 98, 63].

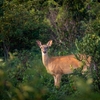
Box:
[0, 0, 100, 100]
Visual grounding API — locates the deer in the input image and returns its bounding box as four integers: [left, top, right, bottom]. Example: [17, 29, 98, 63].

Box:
[36, 40, 91, 88]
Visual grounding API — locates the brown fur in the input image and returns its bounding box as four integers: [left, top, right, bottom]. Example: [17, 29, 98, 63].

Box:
[36, 40, 91, 88]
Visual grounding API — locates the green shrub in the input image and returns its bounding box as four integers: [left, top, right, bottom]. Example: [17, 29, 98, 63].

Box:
[0, 49, 100, 100]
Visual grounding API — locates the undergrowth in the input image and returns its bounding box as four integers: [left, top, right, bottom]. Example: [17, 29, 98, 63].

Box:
[0, 50, 100, 100]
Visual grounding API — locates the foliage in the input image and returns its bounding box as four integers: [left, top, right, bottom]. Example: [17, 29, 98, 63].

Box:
[75, 34, 100, 63]
[75, 0, 100, 75]
[0, 0, 50, 59]
[0, 50, 100, 100]
[75, 1, 100, 92]
[0, 0, 100, 100]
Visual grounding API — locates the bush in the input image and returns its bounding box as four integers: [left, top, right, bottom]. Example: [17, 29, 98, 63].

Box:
[0, 49, 100, 100]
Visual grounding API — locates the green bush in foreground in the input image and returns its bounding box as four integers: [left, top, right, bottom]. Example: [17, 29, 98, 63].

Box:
[0, 50, 100, 100]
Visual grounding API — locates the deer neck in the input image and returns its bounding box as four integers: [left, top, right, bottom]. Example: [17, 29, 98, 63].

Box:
[42, 52, 49, 67]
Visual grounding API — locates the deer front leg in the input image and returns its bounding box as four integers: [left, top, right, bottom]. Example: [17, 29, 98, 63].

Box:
[53, 74, 62, 88]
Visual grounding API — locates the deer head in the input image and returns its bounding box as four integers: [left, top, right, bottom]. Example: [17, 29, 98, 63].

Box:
[36, 40, 52, 54]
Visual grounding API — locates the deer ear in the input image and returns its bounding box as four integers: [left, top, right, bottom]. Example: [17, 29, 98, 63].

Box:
[36, 40, 42, 47]
[47, 40, 53, 47]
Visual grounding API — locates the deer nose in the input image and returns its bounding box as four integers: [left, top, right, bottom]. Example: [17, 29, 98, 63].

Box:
[43, 51, 46, 53]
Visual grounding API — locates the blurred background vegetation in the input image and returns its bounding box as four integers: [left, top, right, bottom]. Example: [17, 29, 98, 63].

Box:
[0, 0, 100, 100]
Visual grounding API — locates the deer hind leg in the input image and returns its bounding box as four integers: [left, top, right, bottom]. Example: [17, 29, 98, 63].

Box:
[53, 74, 62, 88]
